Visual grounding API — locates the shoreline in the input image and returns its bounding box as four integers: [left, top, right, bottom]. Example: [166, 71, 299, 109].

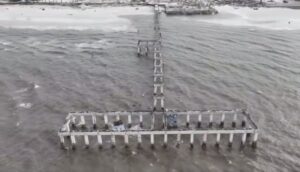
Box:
[1, 1, 300, 9]
[0, 4, 299, 31]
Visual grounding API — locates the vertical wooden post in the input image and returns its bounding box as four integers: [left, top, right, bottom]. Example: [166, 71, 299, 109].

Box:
[176, 134, 181, 148]
[111, 134, 116, 148]
[146, 42, 149, 56]
[202, 134, 207, 150]
[197, 114, 202, 128]
[137, 40, 141, 56]
[84, 135, 89, 149]
[139, 114, 143, 128]
[209, 113, 213, 128]
[71, 116, 76, 130]
[127, 114, 132, 128]
[137, 133, 142, 148]
[151, 115, 155, 130]
[92, 115, 97, 130]
[161, 98, 164, 111]
[154, 85, 158, 95]
[241, 116, 246, 128]
[80, 116, 86, 129]
[59, 135, 65, 149]
[252, 132, 258, 149]
[104, 115, 108, 129]
[220, 113, 225, 128]
[163, 133, 168, 148]
[97, 134, 103, 149]
[162, 114, 166, 128]
[228, 133, 234, 148]
[241, 133, 247, 147]
[232, 113, 237, 128]
[116, 113, 120, 121]
[124, 134, 129, 148]
[66, 122, 70, 132]
[186, 113, 190, 128]
[215, 133, 221, 148]
[150, 134, 155, 149]
[190, 134, 194, 149]
[153, 98, 157, 111]
[71, 134, 76, 150]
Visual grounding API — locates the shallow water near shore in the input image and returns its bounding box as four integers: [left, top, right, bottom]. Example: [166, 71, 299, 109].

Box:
[0, 6, 300, 172]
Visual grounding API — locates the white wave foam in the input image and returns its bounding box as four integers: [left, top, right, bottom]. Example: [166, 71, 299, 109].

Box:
[196, 5, 300, 30]
[18, 103, 32, 109]
[75, 39, 114, 49]
[0, 5, 152, 31]
[15, 88, 29, 93]
[0, 40, 12, 46]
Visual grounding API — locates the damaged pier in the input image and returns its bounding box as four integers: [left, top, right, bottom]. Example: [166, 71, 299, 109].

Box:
[58, 5, 258, 151]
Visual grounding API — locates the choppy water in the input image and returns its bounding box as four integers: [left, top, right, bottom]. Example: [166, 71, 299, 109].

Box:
[0, 8, 300, 172]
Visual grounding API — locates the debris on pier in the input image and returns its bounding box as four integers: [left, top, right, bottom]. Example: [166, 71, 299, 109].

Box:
[58, 4, 258, 151]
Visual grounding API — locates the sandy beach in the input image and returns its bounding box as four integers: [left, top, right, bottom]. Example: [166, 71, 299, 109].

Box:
[0, 5, 152, 31]
[0, 5, 300, 30]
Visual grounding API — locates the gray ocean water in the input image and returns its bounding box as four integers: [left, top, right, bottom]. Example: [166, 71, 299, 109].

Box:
[0, 12, 300, 172]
